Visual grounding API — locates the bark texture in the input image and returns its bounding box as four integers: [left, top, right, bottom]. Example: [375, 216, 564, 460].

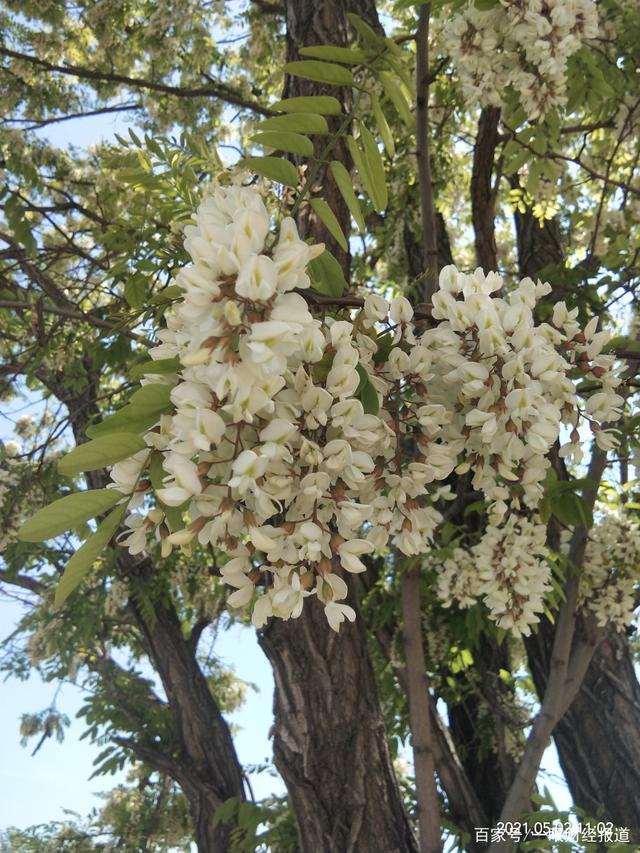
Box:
[125, 570, 246, 853]
[259, 572, 417, 853]
[283, 0, 352, 272]
[515, 198, 640, 837]
[470, 107, 501, 273]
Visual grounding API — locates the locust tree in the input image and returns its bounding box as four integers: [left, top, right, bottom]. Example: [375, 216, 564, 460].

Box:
[1, 1, 640, 852]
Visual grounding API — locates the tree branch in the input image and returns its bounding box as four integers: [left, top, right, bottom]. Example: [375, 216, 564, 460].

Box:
[5, 102, 143, 131]
[0, 568, 44, 595]
[415, 4, 438, 300]
[0, 47, 273, 116]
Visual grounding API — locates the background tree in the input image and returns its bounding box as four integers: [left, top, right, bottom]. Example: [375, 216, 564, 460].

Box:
[1, 2, 639, 852]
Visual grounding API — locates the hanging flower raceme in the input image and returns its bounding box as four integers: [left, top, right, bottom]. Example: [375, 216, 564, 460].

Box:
[579, 509, 640, 629]
[441, 0, 599, 119]
[107, 177, 622, 634]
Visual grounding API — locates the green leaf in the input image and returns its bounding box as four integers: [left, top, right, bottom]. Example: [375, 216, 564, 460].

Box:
[329, 160, 366, 232]
[308, 250, 348, 297]
[86, 406, 164, 439]
[129, 357, 181, 379]
[355, 363, 369, 394]
[310, 198, 348, 251]
[299, 45, 367, 64]
[250, 131, 314, 157]
[238, 156, 299, 188]
[347, 13, 384, 47]
[504, 145, 530, 176]
[256, 113, 329, 134]
[213, 798, 238, 829]
[360, 124, 388, 210]
[271, 95, 342, 115]
[347, 135, 378, 211]
[55, 505, 126, 607]
[371, 94, 395, 158]
[58, 434, 147, 476]
[474, 0, 499, 9]
[378, 71, 413, 126]
[551, 493, 593, 530]
[124, 276, 146, 309]
[372, 332, 393, 364]
[18, 490, 123, 542]
[148, 284, 183, 305]
[149, 452, 166, 492]
[359, 377, 379, 415]
[130, 383, 173, 413]
[284, 60, 354, 86]
[603, 335, 640, 355]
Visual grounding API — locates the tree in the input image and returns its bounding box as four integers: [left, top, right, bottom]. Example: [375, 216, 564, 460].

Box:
[1, 1, 640, 852]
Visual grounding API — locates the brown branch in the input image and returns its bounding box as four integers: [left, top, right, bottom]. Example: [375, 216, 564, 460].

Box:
[0, 47, 273, 116]
[112, 735, 184, 781]
[471, 107, 501, 273]
[490, 447, 609, 851]
[250, 0, 285, 13]
[396, 12, 446, 851]
[0, 568, 44, 595]
[5, 102, 143, 131]
[415, 4, 438, 301]
[401, 566, 442, 853]
[0, 294, 147, 344]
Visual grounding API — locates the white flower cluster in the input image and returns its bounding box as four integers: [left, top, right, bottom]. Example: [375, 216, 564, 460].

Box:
[579, 510, 640, 629]
[107, 179, 621, 634]
[442, 0, 599, 119]
[0, 455, 40, 553]
[436, 516, 550, 636]
[0, 456, 22, 552]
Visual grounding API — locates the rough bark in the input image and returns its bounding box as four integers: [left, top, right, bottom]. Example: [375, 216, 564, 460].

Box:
[283, 0, 352, 272]
[258, 571, 417, 853]
[515, 197, 640, 837]
[124, 561, 246, 853]
[470, 107, 501, 273]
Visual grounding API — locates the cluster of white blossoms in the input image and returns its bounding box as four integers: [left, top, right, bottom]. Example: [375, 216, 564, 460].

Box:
[107, 177, 622, 634]
[0, 456, 23, 552]
[579, 510, 640, 629]
[0, 454, 44, 553]
[436, 516, 550, 636]
[442, 0, 599, 119]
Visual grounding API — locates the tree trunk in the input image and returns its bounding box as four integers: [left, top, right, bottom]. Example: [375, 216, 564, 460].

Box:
[515, 198, 640, 837]
[258, 572, 418, 853]
[125, 569, 246, 853]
